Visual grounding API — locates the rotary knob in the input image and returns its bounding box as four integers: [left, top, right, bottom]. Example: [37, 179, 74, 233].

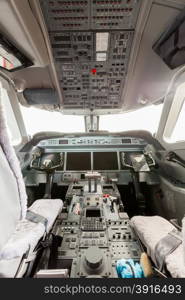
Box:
[85, 247, 103, 269]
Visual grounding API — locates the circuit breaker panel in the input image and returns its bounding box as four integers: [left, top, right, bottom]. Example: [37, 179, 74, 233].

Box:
[40, 0, 141, 111]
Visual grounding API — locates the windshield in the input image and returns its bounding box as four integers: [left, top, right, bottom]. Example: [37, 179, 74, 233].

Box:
[100, 104, 163, 133]
[20, 104, 163, 136]
[20, 106, 85, 135]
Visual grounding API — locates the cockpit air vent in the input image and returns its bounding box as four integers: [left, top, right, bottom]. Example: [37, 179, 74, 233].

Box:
[40, 0, 141, 111]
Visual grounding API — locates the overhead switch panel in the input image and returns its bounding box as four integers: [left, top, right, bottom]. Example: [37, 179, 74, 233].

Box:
[40, 0, 141, 111]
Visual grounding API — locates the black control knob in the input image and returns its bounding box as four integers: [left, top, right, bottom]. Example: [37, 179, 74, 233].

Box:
[103, 197, 107, 203]
[85, 247, 103, 269]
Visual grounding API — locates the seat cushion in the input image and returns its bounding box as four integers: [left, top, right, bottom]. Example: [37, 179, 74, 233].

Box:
[29, 199, 63, 233]
[131, 216, 185, 278]
[0, 199, 63, 261]
[0, 257, 22, 278]
[0, 219, 45, 260]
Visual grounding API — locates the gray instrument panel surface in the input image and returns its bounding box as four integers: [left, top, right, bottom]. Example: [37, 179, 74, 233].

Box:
[56, 181, 142, 277]
[38, 136, 146, 147]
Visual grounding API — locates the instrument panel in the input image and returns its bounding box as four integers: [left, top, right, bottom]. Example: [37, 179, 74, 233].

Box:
[34, 136, 152, 173]
[27, 135, 157, 186]
[38, 136, 147, 147]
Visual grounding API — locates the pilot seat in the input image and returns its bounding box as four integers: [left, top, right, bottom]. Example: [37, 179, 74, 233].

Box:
[131, 215, 185, 278]
[0, 88, 63, 277]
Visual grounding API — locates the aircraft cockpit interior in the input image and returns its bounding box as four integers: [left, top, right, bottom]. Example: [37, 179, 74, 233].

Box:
[22, 133, 161, 278]
[1, 0, 185, 280]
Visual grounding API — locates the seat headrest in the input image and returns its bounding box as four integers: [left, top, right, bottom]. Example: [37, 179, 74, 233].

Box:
[0, 85, 27, 218]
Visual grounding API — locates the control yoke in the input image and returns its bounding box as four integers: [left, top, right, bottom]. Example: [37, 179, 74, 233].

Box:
[30, 151, 64, 172]
[30, 150, 64, 198]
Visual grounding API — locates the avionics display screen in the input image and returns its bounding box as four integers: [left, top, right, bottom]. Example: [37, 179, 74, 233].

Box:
[93, 152, 118, 170]
[86, 209, 101, 218]
[66, 152, 91, 170]
[59, 139, 68, 144]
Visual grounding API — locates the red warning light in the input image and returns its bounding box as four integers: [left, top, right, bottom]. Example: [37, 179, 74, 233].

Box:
[91, 68, 97, 75]
[103, 194, 110, 198]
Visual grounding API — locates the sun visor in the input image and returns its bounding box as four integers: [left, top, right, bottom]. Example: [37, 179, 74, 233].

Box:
[153, 7, 185, 69]
[0, 32, 33, 72]
[23, 88, 60, 106]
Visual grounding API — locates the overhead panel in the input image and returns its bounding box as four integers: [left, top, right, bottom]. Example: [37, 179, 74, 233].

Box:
[40, 0, 141, 111]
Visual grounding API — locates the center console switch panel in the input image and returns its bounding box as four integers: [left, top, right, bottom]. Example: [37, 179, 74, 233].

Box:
[55, 180, 143, 277]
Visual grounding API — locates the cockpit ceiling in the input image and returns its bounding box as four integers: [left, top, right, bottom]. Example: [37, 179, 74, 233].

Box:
[39, 0, 141, 111]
